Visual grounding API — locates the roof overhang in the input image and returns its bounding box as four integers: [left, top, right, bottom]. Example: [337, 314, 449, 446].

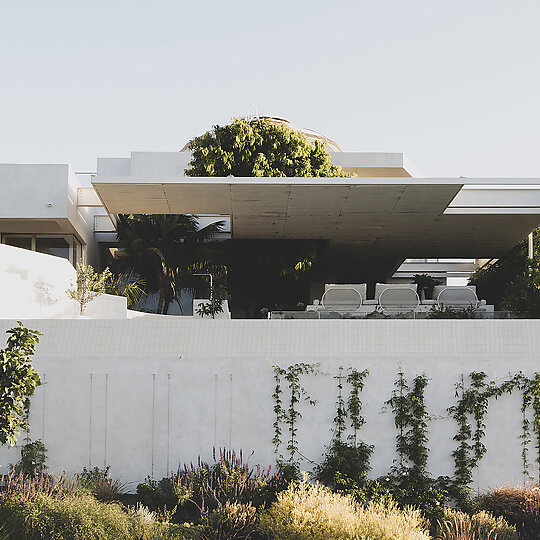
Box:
[91, 176, 540, 259]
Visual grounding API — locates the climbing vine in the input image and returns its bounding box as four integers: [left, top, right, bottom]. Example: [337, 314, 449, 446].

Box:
[518, 372, 540, 481]
[386, 372, 431, 477]
[383, 371, 450, 522]
[272, 363, 318, 472]
[448, 371, 540, 491]
[270, 363, 540, 504]
[315, 367, 373, 490]
[347, 368, 369, 447]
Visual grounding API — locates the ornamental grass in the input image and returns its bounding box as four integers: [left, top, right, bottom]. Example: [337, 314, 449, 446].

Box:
[258, 477, 430, 540]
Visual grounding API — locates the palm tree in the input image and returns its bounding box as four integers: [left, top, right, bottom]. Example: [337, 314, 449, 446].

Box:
[113, 214, 224, 314]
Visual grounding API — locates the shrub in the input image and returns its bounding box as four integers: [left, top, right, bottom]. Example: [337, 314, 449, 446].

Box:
[258, 478, 430, 540]
[200, 501, 257, 540]
[427, 305, 477, 319]
[475, 485, 540, 540]
[1, 469, 80, 501]
[0, 492, 172, 539]
[78, 466, 127, 501]
[10, 439, 47, 476]
[136, 449, 285, 523]
[436, 507, 518, 539]
[314, 440, 373, 491]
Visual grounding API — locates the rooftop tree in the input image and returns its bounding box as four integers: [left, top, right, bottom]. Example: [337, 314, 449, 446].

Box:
[469, 227, 540, 315]
[184, 118, 347, 317]
[185, 118, 347, 178]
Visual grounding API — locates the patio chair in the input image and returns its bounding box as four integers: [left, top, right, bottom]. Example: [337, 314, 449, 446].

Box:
[433, 285, 479, 309]
[378, 286, 420, 315]
[321, 284, 365, 313]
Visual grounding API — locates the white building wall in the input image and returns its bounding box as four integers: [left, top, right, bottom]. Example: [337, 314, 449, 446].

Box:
[0, 165, 98, 265]
[0, 317, 536, 492]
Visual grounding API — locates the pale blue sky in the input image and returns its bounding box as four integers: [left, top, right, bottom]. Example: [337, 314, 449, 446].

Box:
[1, 0, 539, 177]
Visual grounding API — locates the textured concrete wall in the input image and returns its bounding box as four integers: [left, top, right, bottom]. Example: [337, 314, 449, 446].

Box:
[0, 318, 537, 492]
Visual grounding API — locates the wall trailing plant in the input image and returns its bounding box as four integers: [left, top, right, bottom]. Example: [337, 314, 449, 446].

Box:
[315, 367, 373, 492]
[447, 371, 540, 495]
[272, 363, 319, 477]
[382, 371, 450, 524]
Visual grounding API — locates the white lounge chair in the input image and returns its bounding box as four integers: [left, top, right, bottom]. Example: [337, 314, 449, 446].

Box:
[321, 284, 365, 313]
[377, 284, 420, 315]
[433, 285, 479, 309]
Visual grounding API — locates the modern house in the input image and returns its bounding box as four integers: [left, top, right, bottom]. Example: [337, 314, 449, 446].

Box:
[3, 147, 540, 311]
[1, 136, 540, 490]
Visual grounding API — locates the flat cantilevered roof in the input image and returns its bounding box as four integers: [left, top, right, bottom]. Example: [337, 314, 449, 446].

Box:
[91, 176, 540, 259]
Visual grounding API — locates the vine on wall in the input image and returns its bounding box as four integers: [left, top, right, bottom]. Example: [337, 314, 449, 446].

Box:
[272, 363, 318, 472]
[448, 371, 540, 489]
[315, 367, 373, 490]
[384, 371, 448, 521]
[270, 363, 540, 502]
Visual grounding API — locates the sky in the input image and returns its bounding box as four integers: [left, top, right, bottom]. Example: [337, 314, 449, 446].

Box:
[1, 0, 539, 178]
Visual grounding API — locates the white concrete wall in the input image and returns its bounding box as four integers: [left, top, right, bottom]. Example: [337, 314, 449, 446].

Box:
[0, 317, 538, 493]
[96, 152, 414, 178]
[0, 165, 97, 265]
[0, 164, 71, 219]
[0, 245, 127, 319]
[0, 244, 79, 318]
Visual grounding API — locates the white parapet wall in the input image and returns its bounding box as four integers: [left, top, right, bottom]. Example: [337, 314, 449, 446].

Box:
[0, 317, 538, 492]
[0, 244, 79, 318]
[0, 244, 128, 319]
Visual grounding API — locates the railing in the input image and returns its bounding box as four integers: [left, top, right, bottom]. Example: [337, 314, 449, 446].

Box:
[269, 310, 526, 320]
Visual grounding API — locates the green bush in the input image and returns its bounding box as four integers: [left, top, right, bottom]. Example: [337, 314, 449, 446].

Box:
[0, 492, 174, 539]
[427, 305, 477, 319]
[200, 501, 257, 539]
[475, 485, 540, 540]
[78, 466, 127, 501]
[136, 449, 285, 524]
[10, 439, 47, 476]
[258, 478, 430, 540]
[314, 440, 373, 491]
[436, 507, 518, 539]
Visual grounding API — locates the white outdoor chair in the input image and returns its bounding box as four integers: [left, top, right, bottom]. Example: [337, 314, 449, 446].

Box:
[434, 285, 479, 309]
[378, 286, 420, 315]
[321, 285, 363, 313]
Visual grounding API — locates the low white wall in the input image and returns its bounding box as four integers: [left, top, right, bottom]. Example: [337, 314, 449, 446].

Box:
[0, 318, 538, 493]
[0, 245, 128, 319]
[0, 244, 79, 318]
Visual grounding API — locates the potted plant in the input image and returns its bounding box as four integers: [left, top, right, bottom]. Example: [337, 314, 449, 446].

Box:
[412, 274, 441, 301]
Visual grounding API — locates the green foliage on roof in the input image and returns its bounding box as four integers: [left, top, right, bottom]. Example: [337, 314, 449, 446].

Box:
[184, 118, 347, 178]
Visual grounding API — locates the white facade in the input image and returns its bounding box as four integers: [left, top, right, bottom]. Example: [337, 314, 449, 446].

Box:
[0, 317, 535, 491]
[1, 149, 540, 491]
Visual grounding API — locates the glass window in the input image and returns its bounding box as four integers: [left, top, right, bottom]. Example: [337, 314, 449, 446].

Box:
[3, 235, 32, 250]
[36, 236, 70, 260]
[73, 236, 83, 265]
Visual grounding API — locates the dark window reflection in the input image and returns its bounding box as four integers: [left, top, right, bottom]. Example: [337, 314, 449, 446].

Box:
[3, 235, 32, 250]
[36, 237, 70, 260]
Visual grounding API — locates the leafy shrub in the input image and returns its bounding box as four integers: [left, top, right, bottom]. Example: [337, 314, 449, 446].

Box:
[475, 485, 540, 540]
[376, 469, 451, 526]
[427, 305, 477, 319]
[436, 507, 518, 539]
[201, 501, 257, 539]
[137, 475, 180, 516]
[314, 439, 373, 491]
[78, 466, 127, 501]
[258, 478, 430, 540]
[10, 439, 47, 476]
[0, 492, 172, 539]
